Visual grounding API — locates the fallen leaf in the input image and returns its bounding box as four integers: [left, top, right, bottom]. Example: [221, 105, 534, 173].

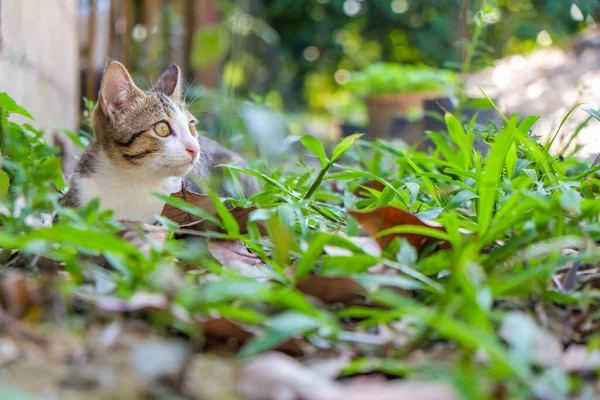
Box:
[161, 185, 215, 225]
[323, 236, 381, 258]
[202, 318, 254, 344]
[117, 221, 167, 256]
[94, 292, 169, 313]
[130, 338, 190, 382]
[328, 378, 459, 400]
[561, 345, 600, 372]
[184, 353, 241, 400]
[302, 351, 352, 380]
[499, 312, 563, 367]
[208, 240, 271, 280]
[236, 352, 339, 400]
[201, 318, 303, 355]
[236, 352, 459, 400]
[0, 338, 21, 367]
[161, 185, 264, 234]
[0, 271, 35, 317]
[296, 276, 365, 303]
[349, 206, 445, 250]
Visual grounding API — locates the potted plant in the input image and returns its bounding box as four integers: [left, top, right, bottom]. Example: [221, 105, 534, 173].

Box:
[348, 63, 455, 140]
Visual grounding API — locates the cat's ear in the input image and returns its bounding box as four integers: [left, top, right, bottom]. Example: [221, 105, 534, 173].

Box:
[153, 64, 183, 102]
[99, 61, 143, 119]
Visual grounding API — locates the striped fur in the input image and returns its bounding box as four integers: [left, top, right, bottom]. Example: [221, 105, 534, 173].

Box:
[62, 62, 259, 222]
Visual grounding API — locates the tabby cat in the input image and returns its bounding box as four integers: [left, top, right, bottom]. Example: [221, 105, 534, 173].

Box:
[62, 61, 258, 222]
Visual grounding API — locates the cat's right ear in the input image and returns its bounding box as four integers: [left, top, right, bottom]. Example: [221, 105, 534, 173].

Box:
[99, 61, 143, 120]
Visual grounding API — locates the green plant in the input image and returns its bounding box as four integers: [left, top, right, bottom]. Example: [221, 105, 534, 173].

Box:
[347, 63, 456, 97]
[1, 91, 600, 398]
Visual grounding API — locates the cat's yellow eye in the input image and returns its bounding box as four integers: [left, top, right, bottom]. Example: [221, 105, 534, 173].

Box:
[153, 121, 171, 137]
[189, 121, 197, 135]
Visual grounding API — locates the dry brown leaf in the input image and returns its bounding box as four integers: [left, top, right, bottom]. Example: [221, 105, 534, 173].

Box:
[202, 318, 254, 344]
[161, 185, 215, 225]
[349, 206, 444, 250]
[208, 240, 270, 280]
[161, 185, 264, 235]
[0, 271, 35, 317]
[201, 318, 303, 355]
[296, 275, 365, 303]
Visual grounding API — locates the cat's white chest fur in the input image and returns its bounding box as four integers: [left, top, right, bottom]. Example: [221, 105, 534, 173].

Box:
[78, 155, 182, 223]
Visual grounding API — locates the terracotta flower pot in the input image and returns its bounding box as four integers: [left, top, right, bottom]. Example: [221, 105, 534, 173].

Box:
[364, 91, 444, 139]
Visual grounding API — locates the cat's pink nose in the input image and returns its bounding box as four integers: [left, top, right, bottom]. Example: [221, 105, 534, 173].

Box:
[185, 143, 199, 159]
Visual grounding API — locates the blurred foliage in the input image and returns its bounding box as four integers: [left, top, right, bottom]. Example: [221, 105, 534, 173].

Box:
[256, 0, 598, 112]
[347, 63, 456, 97]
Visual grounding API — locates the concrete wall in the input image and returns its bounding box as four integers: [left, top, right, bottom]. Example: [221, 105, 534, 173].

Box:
[0, 0, 79, 132]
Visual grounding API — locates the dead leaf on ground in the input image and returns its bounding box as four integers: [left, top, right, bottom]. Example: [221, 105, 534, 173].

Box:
[201, 318, 303, 356]
[499, 312, 563, 367]
[208, 240, 271, 280]
[161, 185, 215, 225]
[349, 206, 445, 250]
[324, 235, 381, 258]
[328, 378, 459, 400]
[161, 185, 265, 235]
[236, 351, 459, 400]
[184, 352, 242, 400]
[301, 351, 353, 380]
[236, 352, 338, 400]
[93, 292, 169, 314]
[130, 338, 190, 383]
[118, 221, 167, 255]
[296, 275, 365, 303]
[0, 271, 36, 317]
[562, 345, 600, 372]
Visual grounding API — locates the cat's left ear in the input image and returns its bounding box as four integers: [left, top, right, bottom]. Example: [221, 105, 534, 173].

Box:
[153, 64, 183, 102]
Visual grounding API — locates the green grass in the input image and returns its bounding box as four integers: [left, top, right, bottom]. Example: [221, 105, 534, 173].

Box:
[0, 92, 599, 399]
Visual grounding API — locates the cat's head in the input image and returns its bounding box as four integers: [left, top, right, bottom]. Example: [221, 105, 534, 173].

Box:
[92, 61, 200, 178]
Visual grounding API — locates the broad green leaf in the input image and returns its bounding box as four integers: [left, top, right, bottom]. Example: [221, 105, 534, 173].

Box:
[559, 187, 582, 215]
[330, 134, 363, 163]
[25, 226, 143, 259]
[300, 135, 327, 168]
[0, 170, 9, 195]
[240, 311, 320, 357]
[196, 280, 271, 304]
[295, 233, 330, 280]
[446, 190, 478, 209]
[205, 189, 240, 237]
[444, 112, 472, 168]
[0, 92, 35, 119]
[321, 254, 380, 275]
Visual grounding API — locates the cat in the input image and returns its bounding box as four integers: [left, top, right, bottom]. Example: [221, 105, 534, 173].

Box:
[61, 61, 259, 223]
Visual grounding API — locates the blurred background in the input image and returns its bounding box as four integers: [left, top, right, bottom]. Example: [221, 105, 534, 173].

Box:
[1, 0, 600, 157]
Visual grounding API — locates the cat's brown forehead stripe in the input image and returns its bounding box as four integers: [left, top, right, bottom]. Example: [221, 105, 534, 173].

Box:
[154, 92, 178, 116]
